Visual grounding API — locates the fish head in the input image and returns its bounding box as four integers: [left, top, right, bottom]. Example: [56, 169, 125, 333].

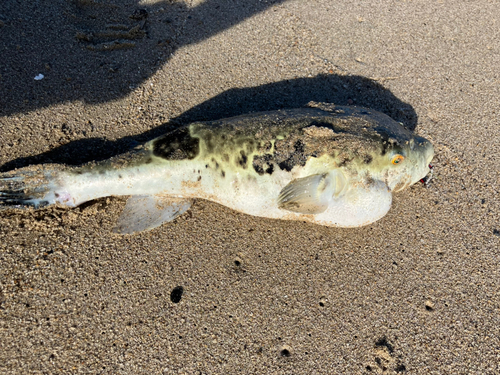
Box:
[376, 134, 434, 192]
[301, 106, 435, 195]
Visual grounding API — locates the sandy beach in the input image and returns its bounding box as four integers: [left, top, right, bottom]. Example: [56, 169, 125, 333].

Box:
[0, 0, 499, 373]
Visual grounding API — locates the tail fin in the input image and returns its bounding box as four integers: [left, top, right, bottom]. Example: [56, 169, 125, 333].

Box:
[0, 165, 63, 209]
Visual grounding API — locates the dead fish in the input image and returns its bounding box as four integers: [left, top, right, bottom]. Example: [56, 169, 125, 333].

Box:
[0, 102, 434, 234]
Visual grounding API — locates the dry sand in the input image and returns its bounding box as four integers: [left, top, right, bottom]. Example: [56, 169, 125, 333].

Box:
[0, 0, 499, 374]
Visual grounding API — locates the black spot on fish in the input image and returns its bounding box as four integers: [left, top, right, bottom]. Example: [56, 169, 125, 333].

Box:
[205, 164, 209, 168]
[152, 127, 200, 160]
[364, 154, 373, 164]
[118, 174, 123, 179]
[144, 157, 153, 164]
[277, 161, 290, 171]
[99, 170, 106, 175]
[197, 176, 202, 181]
[238, 150, 248, 168]
[75, 170, 83, 175]
[276, 138, 309, 172]
[253, 165, 265, 175]
[221, 171, 225, 178]
[222, 153, 229, 162]
[253, 154, 275, 175]
[211, 158, 220, 170]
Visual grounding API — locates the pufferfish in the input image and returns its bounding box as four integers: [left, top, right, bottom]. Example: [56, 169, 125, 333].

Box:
[0, 102, 434, 234]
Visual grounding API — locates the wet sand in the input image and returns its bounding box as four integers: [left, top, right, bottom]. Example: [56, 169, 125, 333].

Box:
[0, 0, 499, 373]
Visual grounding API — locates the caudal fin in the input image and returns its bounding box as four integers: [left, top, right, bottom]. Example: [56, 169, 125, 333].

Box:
[0, 166, 63, 209]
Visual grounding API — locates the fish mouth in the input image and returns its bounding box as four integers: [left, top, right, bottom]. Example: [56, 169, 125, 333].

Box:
[420, 164, 434, 186]
[394, 162, 433, 192]
[412, 136, 434, 187]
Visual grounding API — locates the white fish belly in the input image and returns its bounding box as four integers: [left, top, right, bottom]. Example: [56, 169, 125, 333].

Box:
[313, 183, 392, 227]
[58, 160, 391, 228]
[161, 162, 392, 228]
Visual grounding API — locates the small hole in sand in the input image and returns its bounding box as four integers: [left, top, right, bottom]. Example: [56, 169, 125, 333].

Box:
[280, 349, 290, 357]
[170, 286, 184, 303]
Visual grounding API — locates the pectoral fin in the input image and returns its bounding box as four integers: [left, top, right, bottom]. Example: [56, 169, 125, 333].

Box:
[278, 170, 347, 214]
[113, 195, 192, 234]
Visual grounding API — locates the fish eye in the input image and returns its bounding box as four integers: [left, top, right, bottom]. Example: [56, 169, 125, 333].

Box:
[391, 154, 405, 165]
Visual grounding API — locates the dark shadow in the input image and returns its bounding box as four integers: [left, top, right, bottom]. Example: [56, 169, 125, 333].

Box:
[0, 73, 417, 171]
[0, 0, 288, 116]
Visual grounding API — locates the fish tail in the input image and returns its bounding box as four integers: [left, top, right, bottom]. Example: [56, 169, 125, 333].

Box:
[0, 165, 67, 210]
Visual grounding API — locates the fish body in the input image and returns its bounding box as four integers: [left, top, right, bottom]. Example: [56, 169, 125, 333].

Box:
[0, 103, 434, 233]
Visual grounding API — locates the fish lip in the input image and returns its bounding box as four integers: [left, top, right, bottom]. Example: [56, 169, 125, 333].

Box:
[420, 164, 434, 186]
[412, 136, 434, 186]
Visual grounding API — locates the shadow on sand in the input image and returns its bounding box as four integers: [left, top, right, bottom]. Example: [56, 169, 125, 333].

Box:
[0, 0, 288, 116]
